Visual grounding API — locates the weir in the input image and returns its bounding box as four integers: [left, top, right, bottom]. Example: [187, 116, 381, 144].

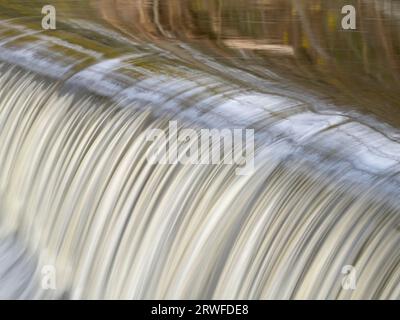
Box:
[0, 0, 399, 299]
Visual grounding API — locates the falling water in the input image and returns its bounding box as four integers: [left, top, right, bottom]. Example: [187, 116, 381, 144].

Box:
[0, 0, 399, 299]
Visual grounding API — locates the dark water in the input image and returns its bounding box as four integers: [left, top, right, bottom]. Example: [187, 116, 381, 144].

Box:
[1, 0, 399, 122]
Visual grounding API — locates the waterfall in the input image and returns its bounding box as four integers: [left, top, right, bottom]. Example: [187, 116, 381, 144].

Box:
[0, 0, 399, 300]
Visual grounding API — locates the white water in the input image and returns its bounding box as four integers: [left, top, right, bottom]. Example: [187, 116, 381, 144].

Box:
[0, 13, 399, 299]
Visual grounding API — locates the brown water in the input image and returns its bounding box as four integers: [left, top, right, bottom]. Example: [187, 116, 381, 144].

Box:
[1, 0, 400, 122]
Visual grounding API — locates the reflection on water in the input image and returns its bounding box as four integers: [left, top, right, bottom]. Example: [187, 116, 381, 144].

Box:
[1, 0, 399, 123]
[92, 0, 400, 124]
[0, 0, 399, 299]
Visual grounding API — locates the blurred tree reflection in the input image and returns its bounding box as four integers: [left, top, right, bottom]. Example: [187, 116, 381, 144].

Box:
[0, 0, 399, 123]
[93, 0, 400, 123]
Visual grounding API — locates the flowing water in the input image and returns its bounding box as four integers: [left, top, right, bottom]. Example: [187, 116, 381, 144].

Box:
[0, 0, 400, 299]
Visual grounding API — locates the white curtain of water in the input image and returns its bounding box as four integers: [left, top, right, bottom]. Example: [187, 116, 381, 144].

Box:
[0, 61, 399, 299]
